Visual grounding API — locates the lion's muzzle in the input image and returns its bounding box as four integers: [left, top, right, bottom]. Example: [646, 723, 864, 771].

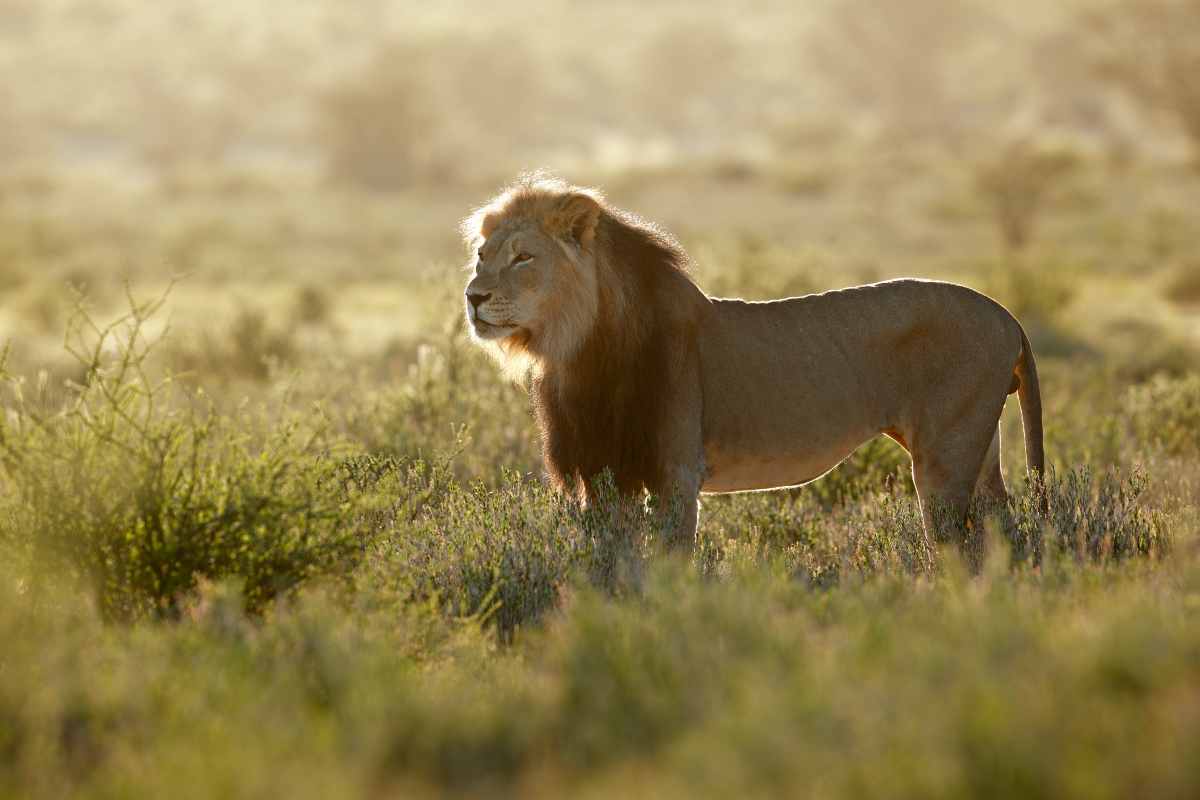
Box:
[466, 290, 491, 314]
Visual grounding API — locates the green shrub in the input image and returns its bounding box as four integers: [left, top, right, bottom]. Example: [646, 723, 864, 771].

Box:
[359, 466, 651, 640]
[0, 293, 367, 620]
[551, 566, 783, 765]
[168, 306, 299, 383]
[1123, 373, 1200, 456]
[1099, 317, 1200, 382]
[1000, 466, 1170, 566]
[339, 319, 541, 484]
[702, 464, 1167, 586]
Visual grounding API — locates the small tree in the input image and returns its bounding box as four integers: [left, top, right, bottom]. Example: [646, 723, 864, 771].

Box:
[974, 140, 1078, 251]
[1079, 0, 1200, 160]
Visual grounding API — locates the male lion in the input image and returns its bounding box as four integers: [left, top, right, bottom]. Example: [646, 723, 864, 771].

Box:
[462, 175, 1043, 549]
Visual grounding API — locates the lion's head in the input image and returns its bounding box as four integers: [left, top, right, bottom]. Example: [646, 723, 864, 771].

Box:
[461, 176, 606, 367]
[461, 175, 708, 497]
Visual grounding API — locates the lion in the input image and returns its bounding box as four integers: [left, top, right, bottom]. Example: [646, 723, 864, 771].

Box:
[462, 175, 1044, 549]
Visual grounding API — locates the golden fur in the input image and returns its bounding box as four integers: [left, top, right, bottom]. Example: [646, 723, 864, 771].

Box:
[463, 175, 1044, 548]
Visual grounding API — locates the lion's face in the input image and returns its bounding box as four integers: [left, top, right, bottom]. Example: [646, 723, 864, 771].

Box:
[463, 195, 601, 361]
[464, 221, 562, 340]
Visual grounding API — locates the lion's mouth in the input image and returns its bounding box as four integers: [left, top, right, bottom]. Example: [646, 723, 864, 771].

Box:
[472, 318, 517, 338]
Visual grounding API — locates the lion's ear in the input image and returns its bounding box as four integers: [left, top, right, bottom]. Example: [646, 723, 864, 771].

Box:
[460, 207, 502, 249]
[547, 193, 601, 250]
[479, 211, 501, 239]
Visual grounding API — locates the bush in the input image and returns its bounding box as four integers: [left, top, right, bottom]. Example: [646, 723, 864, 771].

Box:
[363, 464, 576, 638]
[1123, 373, 1200, 456]
[338, 319, 541, 484]
[167, 306, 299, 383]
[0, 293, 366, 620]
[292, 283, 334, 327]
[701, 463, 1168, 587]
[1163, 261, 1200, 306]
[974, 141, 1080, 251]
[358, 466, 652, 640]
[1002, 466, 1171, 567]
[5, 549, 1200, 799]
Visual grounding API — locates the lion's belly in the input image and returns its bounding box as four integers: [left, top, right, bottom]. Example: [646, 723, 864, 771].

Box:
[700, 435, 869, 493]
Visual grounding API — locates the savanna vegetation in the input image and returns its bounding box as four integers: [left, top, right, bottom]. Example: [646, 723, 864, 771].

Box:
[1, 1, 1199, 797]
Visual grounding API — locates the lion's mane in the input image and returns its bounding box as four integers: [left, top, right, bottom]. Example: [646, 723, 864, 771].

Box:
[466, 176, 707, 498]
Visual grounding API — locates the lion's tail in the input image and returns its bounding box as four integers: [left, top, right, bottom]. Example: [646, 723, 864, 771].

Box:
[1014, 327, 1045, 503]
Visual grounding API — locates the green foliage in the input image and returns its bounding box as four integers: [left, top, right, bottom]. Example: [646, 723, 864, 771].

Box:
[0, 293, 365, 620]
[363, 465, 582, 638]
[338, 320, 542, 484]
[168, 306, 299, 383]
[1002, 466, 1170, 566]
[5, 554, 1200, 798]
[1123, 373, 1200, 456]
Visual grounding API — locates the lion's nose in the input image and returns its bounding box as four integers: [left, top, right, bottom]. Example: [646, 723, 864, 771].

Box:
[466, 291, 491, 312]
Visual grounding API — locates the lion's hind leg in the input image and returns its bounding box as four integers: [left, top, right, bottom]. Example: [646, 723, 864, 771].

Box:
[653, 462, 703, 554]
[974, 424, 1008, 504]
[912, 456, 977, 545]
[910, 410, 1003, 571]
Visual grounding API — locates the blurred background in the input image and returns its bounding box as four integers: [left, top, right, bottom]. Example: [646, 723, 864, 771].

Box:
[1, 0, 1198, 411]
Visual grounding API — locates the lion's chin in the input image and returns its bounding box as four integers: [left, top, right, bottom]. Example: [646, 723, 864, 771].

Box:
[471, 319, 519, 341]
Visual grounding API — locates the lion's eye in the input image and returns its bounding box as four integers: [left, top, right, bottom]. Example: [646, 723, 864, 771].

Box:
[513, 253, 534, 266]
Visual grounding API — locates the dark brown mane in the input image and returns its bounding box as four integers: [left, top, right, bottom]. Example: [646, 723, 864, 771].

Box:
[533, 207, 706, 499]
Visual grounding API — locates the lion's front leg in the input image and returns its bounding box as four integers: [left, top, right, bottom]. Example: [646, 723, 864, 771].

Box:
[651, 332, 705, 553]
[667, 490, 699, 552]
[654, 464, 703, 553]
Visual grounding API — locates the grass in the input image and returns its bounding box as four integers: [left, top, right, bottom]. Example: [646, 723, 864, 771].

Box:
[0, 259, 1197, 796]
[4, 547, 1200, 798]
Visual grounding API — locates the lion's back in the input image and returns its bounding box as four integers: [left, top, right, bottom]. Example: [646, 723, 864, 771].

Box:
[696, 279, 1025, 485]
